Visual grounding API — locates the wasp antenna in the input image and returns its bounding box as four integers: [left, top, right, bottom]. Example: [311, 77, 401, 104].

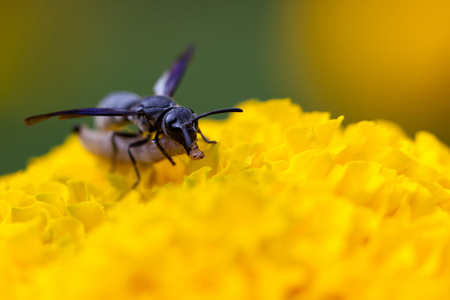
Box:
[194, 108, 243, 121]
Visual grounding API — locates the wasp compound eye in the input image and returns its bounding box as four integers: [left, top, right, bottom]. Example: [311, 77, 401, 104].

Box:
[165, 112, 177, 126]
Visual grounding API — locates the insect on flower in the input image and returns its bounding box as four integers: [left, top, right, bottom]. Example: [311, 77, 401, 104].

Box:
[24, 46, 243, 187]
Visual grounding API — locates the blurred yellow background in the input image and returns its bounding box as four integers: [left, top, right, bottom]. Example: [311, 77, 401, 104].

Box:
[1, 0, 449, 174]
[271, 0, 450, 141]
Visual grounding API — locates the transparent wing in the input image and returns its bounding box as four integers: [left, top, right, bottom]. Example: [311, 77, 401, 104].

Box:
[153, 45, 195, 97]
[24, 108, 138, 126]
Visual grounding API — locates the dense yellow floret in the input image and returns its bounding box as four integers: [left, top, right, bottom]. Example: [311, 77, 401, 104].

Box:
[1, 99, 450, 299]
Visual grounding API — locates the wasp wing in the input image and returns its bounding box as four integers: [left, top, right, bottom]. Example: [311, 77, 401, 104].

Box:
[24, 108, 138, 126]
[153, 45, 195, 97]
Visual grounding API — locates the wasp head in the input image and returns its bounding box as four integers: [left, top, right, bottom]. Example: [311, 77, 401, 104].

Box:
[161, 107, 199, 156]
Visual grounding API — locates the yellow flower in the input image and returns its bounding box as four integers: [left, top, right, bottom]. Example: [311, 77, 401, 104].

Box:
[1, 99, 450, 299]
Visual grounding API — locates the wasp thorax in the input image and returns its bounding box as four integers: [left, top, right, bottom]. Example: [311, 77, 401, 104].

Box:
[131, 106, 152, 133]
[161, 107, 198, 155]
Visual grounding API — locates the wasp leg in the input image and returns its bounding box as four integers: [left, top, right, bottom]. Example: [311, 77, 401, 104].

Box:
[152, 132, 176, 165]
[127, 136, 151, 189]
[110, 131, 140, 172]
[198, 128, 217, 144]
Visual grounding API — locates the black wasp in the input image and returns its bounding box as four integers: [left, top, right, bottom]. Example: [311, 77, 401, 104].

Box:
[25, 46, 243, 187]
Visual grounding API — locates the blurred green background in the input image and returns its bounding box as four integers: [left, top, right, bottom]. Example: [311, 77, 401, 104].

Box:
[2, 0, 450, 175]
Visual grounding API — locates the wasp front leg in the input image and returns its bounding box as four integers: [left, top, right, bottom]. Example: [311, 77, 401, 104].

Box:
[198, 128, 217, 144]
[152, 132, 176, 165]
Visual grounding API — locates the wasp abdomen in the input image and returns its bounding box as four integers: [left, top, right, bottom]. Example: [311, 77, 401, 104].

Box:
[77, 125, 201, 163]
